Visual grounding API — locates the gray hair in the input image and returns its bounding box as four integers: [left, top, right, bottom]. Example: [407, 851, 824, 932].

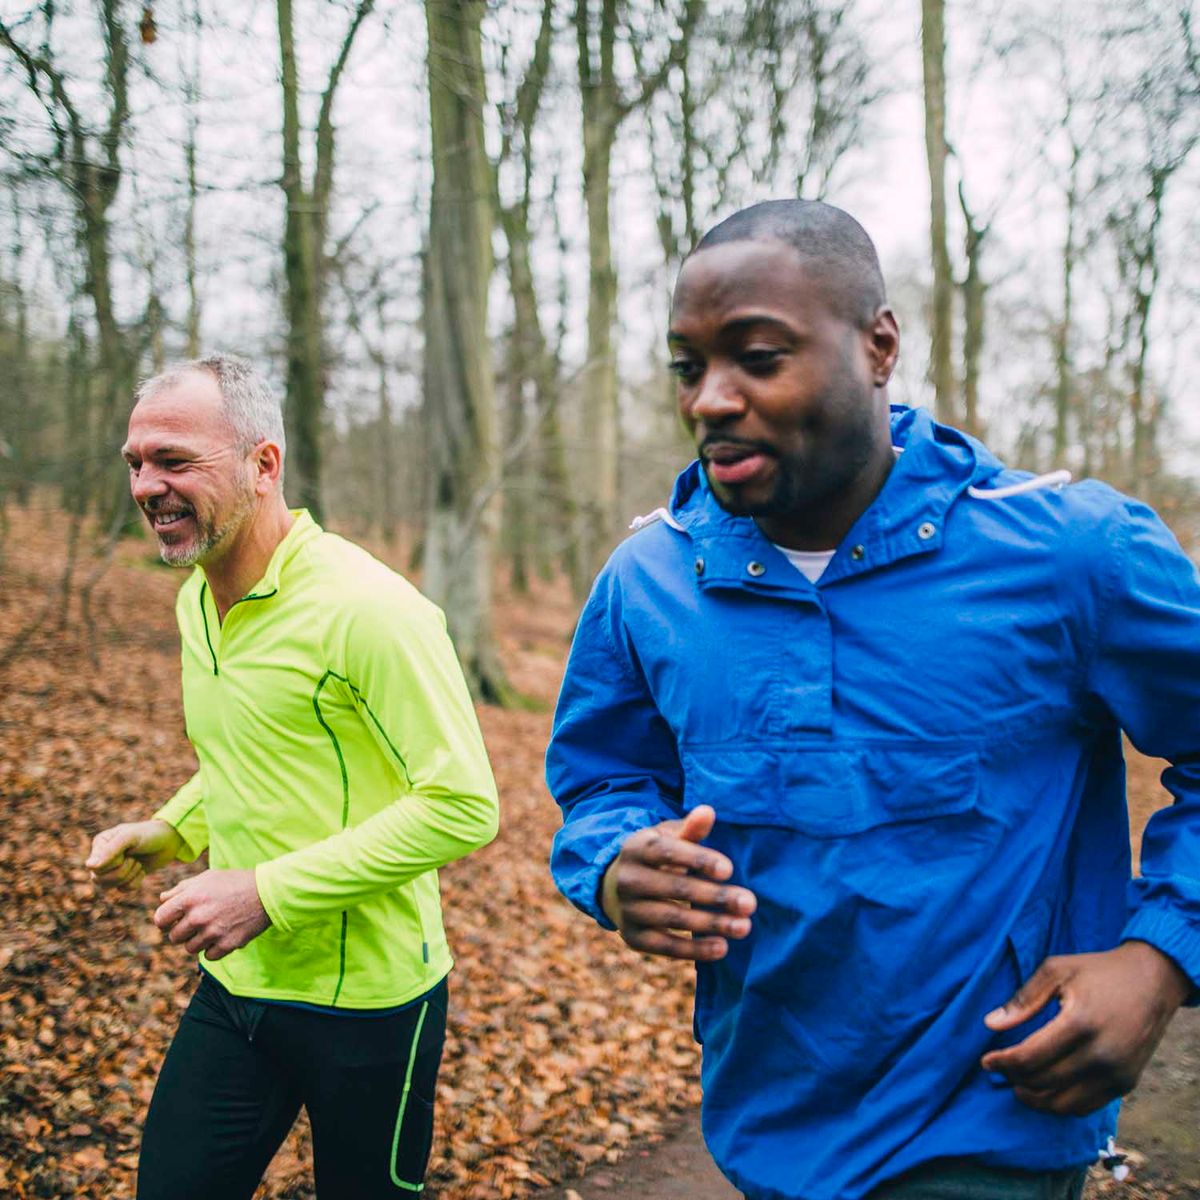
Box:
[134, 353, 287, 463]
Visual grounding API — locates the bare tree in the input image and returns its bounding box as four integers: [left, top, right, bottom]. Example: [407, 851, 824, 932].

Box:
[1099, 0, 1198, 490]
[423, 0, 507, 701]
[492, 0, 566, 593]
[0, 2, 136, 518]
[573, 0, 698, 593]
[277, 0, 375, 519]
[921, 0, 956, 423]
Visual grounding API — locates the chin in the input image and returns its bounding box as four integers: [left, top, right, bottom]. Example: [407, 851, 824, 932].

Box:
[158, 539, 201, 568]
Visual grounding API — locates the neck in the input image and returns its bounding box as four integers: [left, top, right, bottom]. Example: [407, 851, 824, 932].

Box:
[754, 401, 895, 552]
[204, 497, 294, 619]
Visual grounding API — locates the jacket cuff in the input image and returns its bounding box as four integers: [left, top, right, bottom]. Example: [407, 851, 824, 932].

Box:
[556, 829, 642, 931]
[153, 791, 207, 863]
[254, 861, 292, 934]
[1121, 907, 1200, 1005]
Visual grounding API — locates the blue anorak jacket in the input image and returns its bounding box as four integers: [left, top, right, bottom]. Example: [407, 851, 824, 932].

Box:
[547, 407, 1200, 1200]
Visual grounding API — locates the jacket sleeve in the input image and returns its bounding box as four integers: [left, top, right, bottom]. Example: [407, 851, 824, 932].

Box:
[153, 771, 208, 863]
[1082, 498, 1200, 995]
[546, 561, 684, 928]
[254, 588, 499, 932]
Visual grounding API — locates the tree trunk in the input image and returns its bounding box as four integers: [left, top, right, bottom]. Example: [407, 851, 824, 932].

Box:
[1053, 140, 1080, 464]
[575, 0, 622, 597]
[183, 0, 202, 357]
[921, 0, 956, 424]
[422, 0, 508, 702]
[277, 0, 325, 517]
[957, 181, 985, 440]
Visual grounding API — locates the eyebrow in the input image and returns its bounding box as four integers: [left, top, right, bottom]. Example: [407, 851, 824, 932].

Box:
[121, 444, 191, 461]
[667, 313, 797, 345]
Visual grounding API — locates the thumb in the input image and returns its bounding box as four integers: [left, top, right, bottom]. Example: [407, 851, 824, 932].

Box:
[984, 961, 1061, 1031]
[679, 805, 716, 844]
[87, 827, 134, 871]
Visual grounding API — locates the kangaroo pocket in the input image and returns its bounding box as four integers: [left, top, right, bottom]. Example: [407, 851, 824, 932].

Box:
[684, 742, 1003, 1093]
[680, 742, 980, 835]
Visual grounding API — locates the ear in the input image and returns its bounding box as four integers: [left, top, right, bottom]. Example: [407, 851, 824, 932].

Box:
[866, 306, 900, 388]
[251, 440, 284, 495]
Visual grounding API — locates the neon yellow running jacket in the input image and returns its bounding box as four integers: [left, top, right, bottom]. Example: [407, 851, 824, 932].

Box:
[154, 511, 499, 1008]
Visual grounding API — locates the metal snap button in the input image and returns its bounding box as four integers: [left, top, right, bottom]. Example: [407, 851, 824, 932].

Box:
[694, 557, 705, 576]
[917, 521, 936, 540]
[850, 544, 865, 561]
[746, 561, 766, 577]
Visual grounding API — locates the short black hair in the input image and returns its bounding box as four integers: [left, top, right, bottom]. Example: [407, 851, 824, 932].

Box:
[692, 199, 887, 328]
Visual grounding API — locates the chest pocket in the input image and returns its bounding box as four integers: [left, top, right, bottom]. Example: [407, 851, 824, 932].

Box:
[680, 742, 979, 836]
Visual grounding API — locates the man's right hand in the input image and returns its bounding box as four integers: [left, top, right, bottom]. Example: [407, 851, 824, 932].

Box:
[86, 820, 184, 890]
[601, 805, 756, 961]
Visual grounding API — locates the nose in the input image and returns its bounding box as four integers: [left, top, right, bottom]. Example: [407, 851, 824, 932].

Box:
[684, 364, 746, 428]
[130, 463, 168, 506]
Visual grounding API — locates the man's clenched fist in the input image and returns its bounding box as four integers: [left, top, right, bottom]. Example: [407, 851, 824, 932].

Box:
[87, 820, 183, 889]
[154, 869, 271, 961]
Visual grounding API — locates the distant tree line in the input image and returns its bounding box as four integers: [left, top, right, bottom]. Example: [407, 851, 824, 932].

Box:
[1, 0, 1196, 695]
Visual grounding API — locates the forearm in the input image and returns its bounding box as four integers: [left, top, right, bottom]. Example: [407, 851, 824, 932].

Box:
[152, 771, 208, 862]
[551, 796, 680, 927]
[255, 783, 498, 931]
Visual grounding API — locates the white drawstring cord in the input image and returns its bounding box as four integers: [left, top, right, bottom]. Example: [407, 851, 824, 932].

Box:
[968, 469, 1072, 500]
[629, 506, 685, 532]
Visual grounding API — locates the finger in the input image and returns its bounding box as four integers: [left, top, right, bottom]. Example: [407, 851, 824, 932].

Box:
[984, 961, 1062, 1031]
[154, 896, 187, 930]
[185, 930, 214, 954]
[159, 880, 186, 901]
[630, 829, 735, 881]
[624, 926, 729, 961]
[95, 857, 139, 889]
[678, 805, 716, 844]
[621, 899, 753, 940]
[981, 1012, 1091, 1080]
[616, 863, 757, 914]
[86, 828, 134, 872]
[169, 914, 201, 945]
[113, 858, 142, 888]
[1013, 1079, 1114, 1117]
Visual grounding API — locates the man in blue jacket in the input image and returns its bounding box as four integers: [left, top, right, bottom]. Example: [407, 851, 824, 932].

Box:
[546, 200, 1199, 1200]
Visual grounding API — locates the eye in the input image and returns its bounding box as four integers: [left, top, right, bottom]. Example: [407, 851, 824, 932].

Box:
[668, 357, 703, 385]
[739, 348, 783, 375]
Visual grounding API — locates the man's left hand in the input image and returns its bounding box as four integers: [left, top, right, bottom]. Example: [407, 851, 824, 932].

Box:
[981, 940, 1192, 1115]
[154, 869, 272, 961]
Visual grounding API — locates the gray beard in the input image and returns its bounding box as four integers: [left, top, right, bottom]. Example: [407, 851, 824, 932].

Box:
[158, 489, 256, 568]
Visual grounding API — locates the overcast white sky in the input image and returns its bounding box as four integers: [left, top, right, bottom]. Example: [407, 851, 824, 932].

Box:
[2, 0, 1197, 473]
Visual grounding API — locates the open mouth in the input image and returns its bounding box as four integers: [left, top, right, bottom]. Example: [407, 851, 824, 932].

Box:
[148, 508, 194, 532]
[703, 442, 773, 487]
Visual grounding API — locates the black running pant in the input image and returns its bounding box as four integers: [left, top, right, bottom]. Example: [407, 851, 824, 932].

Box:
[138, 971, 447, 1199]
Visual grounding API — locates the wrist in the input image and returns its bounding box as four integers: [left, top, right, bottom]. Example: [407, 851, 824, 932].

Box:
[600, 857, 622, 928]
[1120, 938, 1192, 1009]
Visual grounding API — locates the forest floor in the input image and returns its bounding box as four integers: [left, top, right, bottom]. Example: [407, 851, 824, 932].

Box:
[0, 502, 1196, 1199]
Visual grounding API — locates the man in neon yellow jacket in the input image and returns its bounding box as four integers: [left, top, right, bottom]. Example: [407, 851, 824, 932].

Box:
[86, 353, 499, 1199]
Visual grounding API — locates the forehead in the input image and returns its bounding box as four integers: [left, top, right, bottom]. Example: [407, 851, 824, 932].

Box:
[670, 240, 839, 334]
[125, 371, 230, 452]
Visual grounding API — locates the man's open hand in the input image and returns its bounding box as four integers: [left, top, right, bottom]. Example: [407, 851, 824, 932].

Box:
[154, 869, 271, 961]
[601, 805, 756, 961]
[981, 939, 1191, 1115]
[87, 820, 183, 889]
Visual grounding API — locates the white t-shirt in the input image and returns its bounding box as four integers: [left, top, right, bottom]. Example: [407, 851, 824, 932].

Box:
[772, 544, 836, 583]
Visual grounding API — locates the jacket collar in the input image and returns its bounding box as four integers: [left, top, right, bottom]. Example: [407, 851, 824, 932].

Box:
[667, 407, 1004, 593]
[193, 508, 322, 604]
